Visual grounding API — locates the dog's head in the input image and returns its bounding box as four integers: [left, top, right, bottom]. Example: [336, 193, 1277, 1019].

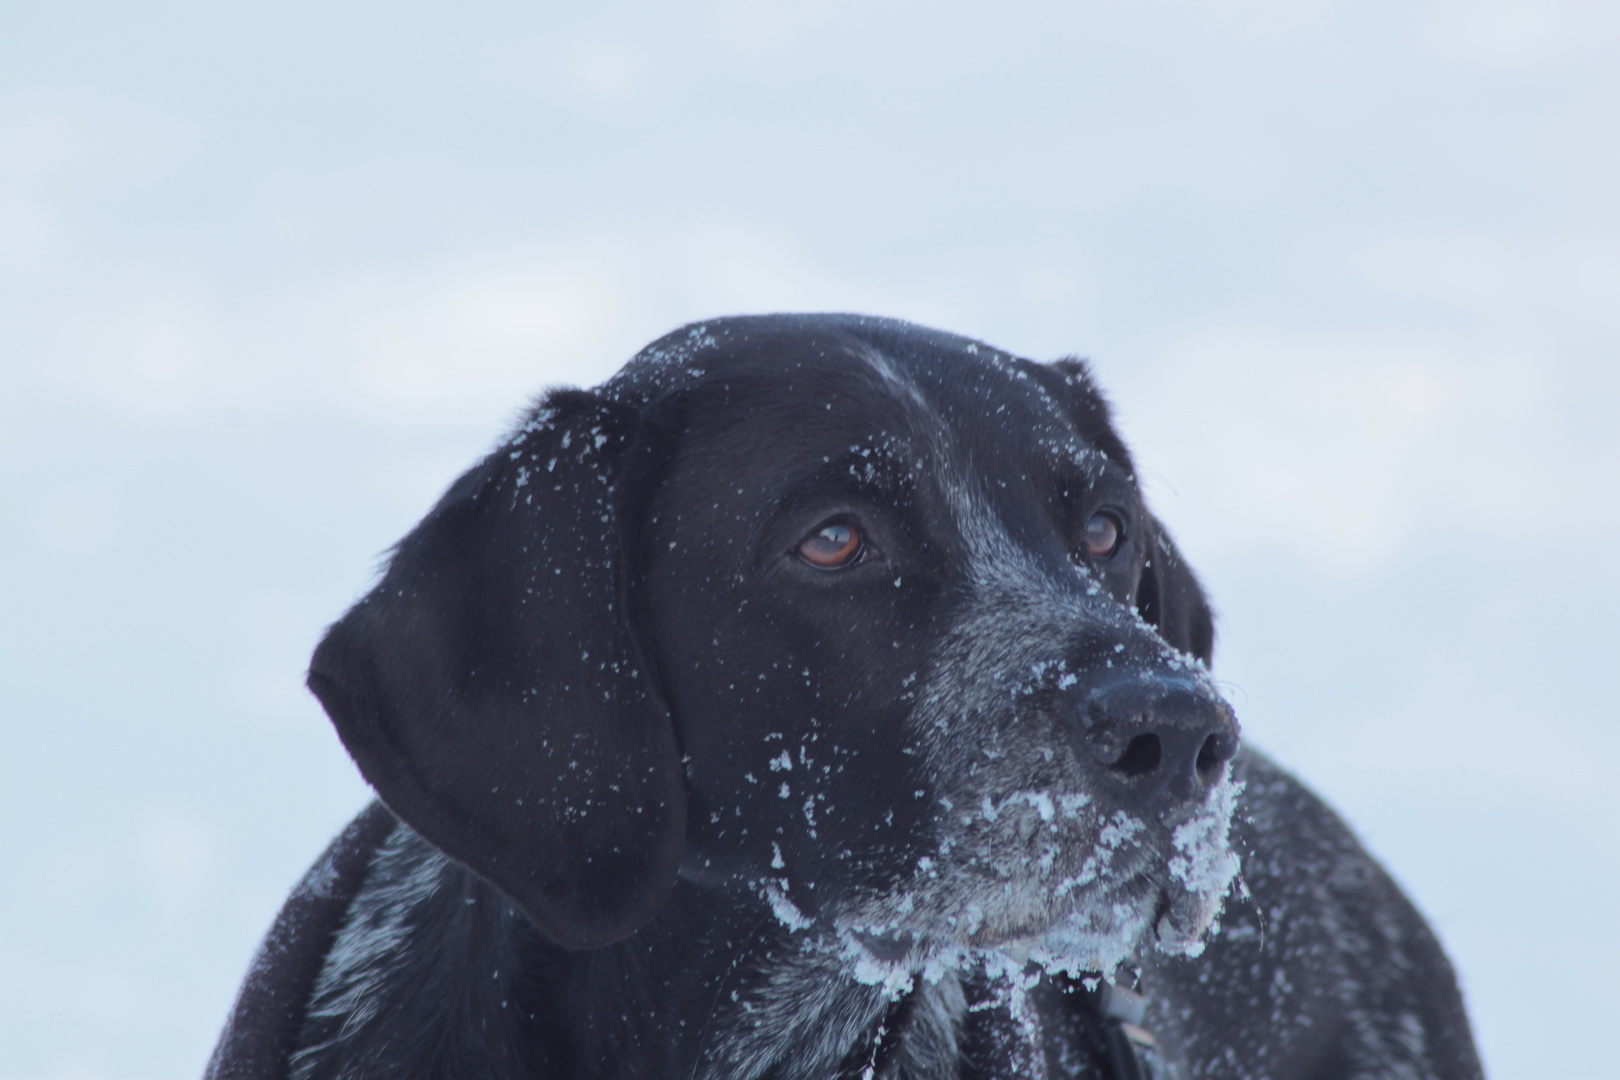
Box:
[309, 314, 1241, 980]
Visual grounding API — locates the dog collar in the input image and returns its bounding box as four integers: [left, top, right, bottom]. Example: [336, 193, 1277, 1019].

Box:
[1095, 980, 1158, 1080]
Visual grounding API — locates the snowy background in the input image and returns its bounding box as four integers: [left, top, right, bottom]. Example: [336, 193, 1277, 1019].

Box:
[2, 2, 1617, 1077]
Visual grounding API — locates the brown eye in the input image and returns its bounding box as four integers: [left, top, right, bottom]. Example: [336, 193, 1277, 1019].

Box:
[1083, 511, 1122, 559]
[798, 522, 863, 569]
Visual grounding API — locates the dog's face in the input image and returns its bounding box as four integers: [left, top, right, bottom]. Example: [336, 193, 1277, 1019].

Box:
[308, 315, 1241, 980]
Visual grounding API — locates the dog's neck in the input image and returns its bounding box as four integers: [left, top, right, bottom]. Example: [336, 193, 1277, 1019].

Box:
[597, 882, 966, 1080]
[544, 879, 1085, 1080]
[293, 826, 997, 1080]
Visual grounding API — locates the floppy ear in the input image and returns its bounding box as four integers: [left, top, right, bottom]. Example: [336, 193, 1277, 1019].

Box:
[1134, 515, 1216, 667]
[1034, 357, 1216, 667]
[306, 388, 685, 950]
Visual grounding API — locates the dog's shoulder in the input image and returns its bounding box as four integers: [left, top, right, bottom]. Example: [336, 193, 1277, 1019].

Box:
[286, 819, 555, 1080]
[210, 804, 562, 1080]
[205, 803, 397, 1080]
[1139, 749, 1484, 1080]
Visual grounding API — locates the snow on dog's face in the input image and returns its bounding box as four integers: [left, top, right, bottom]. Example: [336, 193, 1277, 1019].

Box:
[313, 314, 1239, 974]
[628, 317, 1241, 984]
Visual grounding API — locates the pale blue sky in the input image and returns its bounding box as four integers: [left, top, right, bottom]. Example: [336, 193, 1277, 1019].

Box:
[3, 2, 1617, 1077]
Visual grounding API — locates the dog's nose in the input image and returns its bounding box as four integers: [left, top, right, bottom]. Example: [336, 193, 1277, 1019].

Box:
[1079, 675, 1239, 807]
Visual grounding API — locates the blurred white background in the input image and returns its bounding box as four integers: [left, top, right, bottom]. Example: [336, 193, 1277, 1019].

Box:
[2, 1, 1616, 1077]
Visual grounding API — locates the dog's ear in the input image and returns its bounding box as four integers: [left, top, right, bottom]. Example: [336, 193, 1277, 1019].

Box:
[1134, 515, 1216, 666]
[1035, 357, 1216, 666]
[307, 388, 684, 950]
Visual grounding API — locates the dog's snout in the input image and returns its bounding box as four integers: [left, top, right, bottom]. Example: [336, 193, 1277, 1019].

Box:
[1080, 677, 1239, 806]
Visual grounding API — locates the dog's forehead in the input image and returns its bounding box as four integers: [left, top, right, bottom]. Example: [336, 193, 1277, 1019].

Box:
[624, 320, 1108, 482]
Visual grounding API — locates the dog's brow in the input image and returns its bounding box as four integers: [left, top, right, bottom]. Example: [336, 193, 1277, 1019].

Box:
[1037, 436, 1112, 483]
[745, 442, 925, 558]
[788, 441, 923, 500]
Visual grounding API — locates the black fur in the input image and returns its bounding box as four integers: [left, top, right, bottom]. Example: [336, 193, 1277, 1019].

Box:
[209, 314, 1482, 1080]
[306, 387, 685, 951]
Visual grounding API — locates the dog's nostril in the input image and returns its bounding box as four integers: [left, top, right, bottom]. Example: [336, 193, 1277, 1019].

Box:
[1110, 733, 1162, 777]
[1195, 734, 1223, 780]
[1195, 731, 1236, 783]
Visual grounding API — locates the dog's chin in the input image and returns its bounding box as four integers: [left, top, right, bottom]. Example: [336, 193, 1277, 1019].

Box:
[966, 919, 1063, 950]
[945, 839, 1239, 977]
[839, 874, 1157, 981]
[838, 862, 1238, 992]
[982, 879, 1225, 977]
[837, 778, 1244, 982]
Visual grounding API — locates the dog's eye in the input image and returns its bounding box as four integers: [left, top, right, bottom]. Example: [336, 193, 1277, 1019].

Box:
[798, 522, 863, 569]
[1083, 511, 1122, 559]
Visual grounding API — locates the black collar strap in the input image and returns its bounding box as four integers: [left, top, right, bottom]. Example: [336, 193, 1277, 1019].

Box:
[1096, 981, 1157, 1080]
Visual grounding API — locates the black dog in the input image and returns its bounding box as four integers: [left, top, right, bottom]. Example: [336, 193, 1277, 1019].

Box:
[208, 315, 1482, 1079]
